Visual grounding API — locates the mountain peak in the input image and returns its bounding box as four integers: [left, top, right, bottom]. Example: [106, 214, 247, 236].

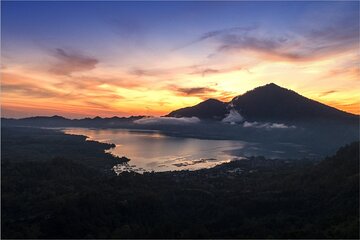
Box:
[166, 98, 227, 119]
[166, 83, 357, 123]
[266, 82, 280, 87]
[252, 83, 288, 92]
[51, 115, 67, 119]
[200, 98, 223, 105]
[230, 83, 356, 122]
[264, 82, 279, 88]
[204, 98, 221, 102]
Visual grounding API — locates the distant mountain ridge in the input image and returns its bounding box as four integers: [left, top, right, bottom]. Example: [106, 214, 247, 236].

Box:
[1, 115, 146, 128]
[2, 83, 358, 126]
[167, 83, 358, 123]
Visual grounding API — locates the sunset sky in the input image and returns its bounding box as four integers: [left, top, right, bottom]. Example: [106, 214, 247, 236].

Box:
[1, 1, 359, 118]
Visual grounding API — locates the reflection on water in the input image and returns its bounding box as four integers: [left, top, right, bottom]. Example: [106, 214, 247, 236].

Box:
[63, 128, 315, 172]
[64, 128, 247, 172]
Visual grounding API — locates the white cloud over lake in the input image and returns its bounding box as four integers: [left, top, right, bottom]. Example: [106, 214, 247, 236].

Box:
[134, 116, 201, 125]
[222, 109, 244, 124]
[243, 121, 295, 129]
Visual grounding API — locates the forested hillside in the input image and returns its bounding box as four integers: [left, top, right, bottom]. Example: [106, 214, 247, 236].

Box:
[1, 127, 358, 238]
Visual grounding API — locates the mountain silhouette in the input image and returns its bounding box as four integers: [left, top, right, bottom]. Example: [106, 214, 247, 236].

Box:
[3, 84, 358, 126]
[166, 98, 227, 120]
[167, 83, 358, 123]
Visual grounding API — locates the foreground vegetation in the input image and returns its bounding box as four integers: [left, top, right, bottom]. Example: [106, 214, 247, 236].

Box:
[1, 127, 358, 238]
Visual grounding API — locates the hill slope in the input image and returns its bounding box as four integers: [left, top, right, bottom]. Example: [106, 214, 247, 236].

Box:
[166, 98, 228, 120]
[231, 83, 357, 122]
[167, 83, 358, 123]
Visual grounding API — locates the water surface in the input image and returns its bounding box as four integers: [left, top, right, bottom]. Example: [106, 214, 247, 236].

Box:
[63, 128, 315, 172]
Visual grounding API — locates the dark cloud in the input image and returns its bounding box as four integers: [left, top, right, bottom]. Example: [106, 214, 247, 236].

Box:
[49, 48, 98, 75]
[173, 86, 217, 96]
[168, 85, 236, 101]
[319, 90, 337, 97]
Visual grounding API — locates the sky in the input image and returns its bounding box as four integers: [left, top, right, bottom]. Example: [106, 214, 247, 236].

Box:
[1, 1, 359, 118]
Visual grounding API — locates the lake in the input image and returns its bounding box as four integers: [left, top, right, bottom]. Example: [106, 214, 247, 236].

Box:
[63, 128, 317, 172]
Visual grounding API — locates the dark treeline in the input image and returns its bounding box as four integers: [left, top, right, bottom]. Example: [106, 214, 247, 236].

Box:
[1, 127, 359, 239]
[1, 127, 127, 172]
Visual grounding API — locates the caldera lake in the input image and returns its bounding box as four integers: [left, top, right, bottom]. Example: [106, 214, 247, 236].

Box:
[63, 128, 318, 172]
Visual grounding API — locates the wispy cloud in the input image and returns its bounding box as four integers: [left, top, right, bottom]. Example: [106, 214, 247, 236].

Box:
[1, 71, 127, 117]
[215, 28, 358, 63]
[322, 65, 360, 81]
[190, 65, 245, 77]
[131, 63, 246, 79]
[168, 85, 236, 101]
[49, 48, 98, 75]
[129, 65, 201, 77]
[187, 12, 358, 63]
[318, 90, 337, 97]
[174, 25, 257, 50]
[2, 82, 59, 99]
[173, 87, 217, 96]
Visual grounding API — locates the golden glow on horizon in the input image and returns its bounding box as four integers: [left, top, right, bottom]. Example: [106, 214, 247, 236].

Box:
[1, 44, 359, 118]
